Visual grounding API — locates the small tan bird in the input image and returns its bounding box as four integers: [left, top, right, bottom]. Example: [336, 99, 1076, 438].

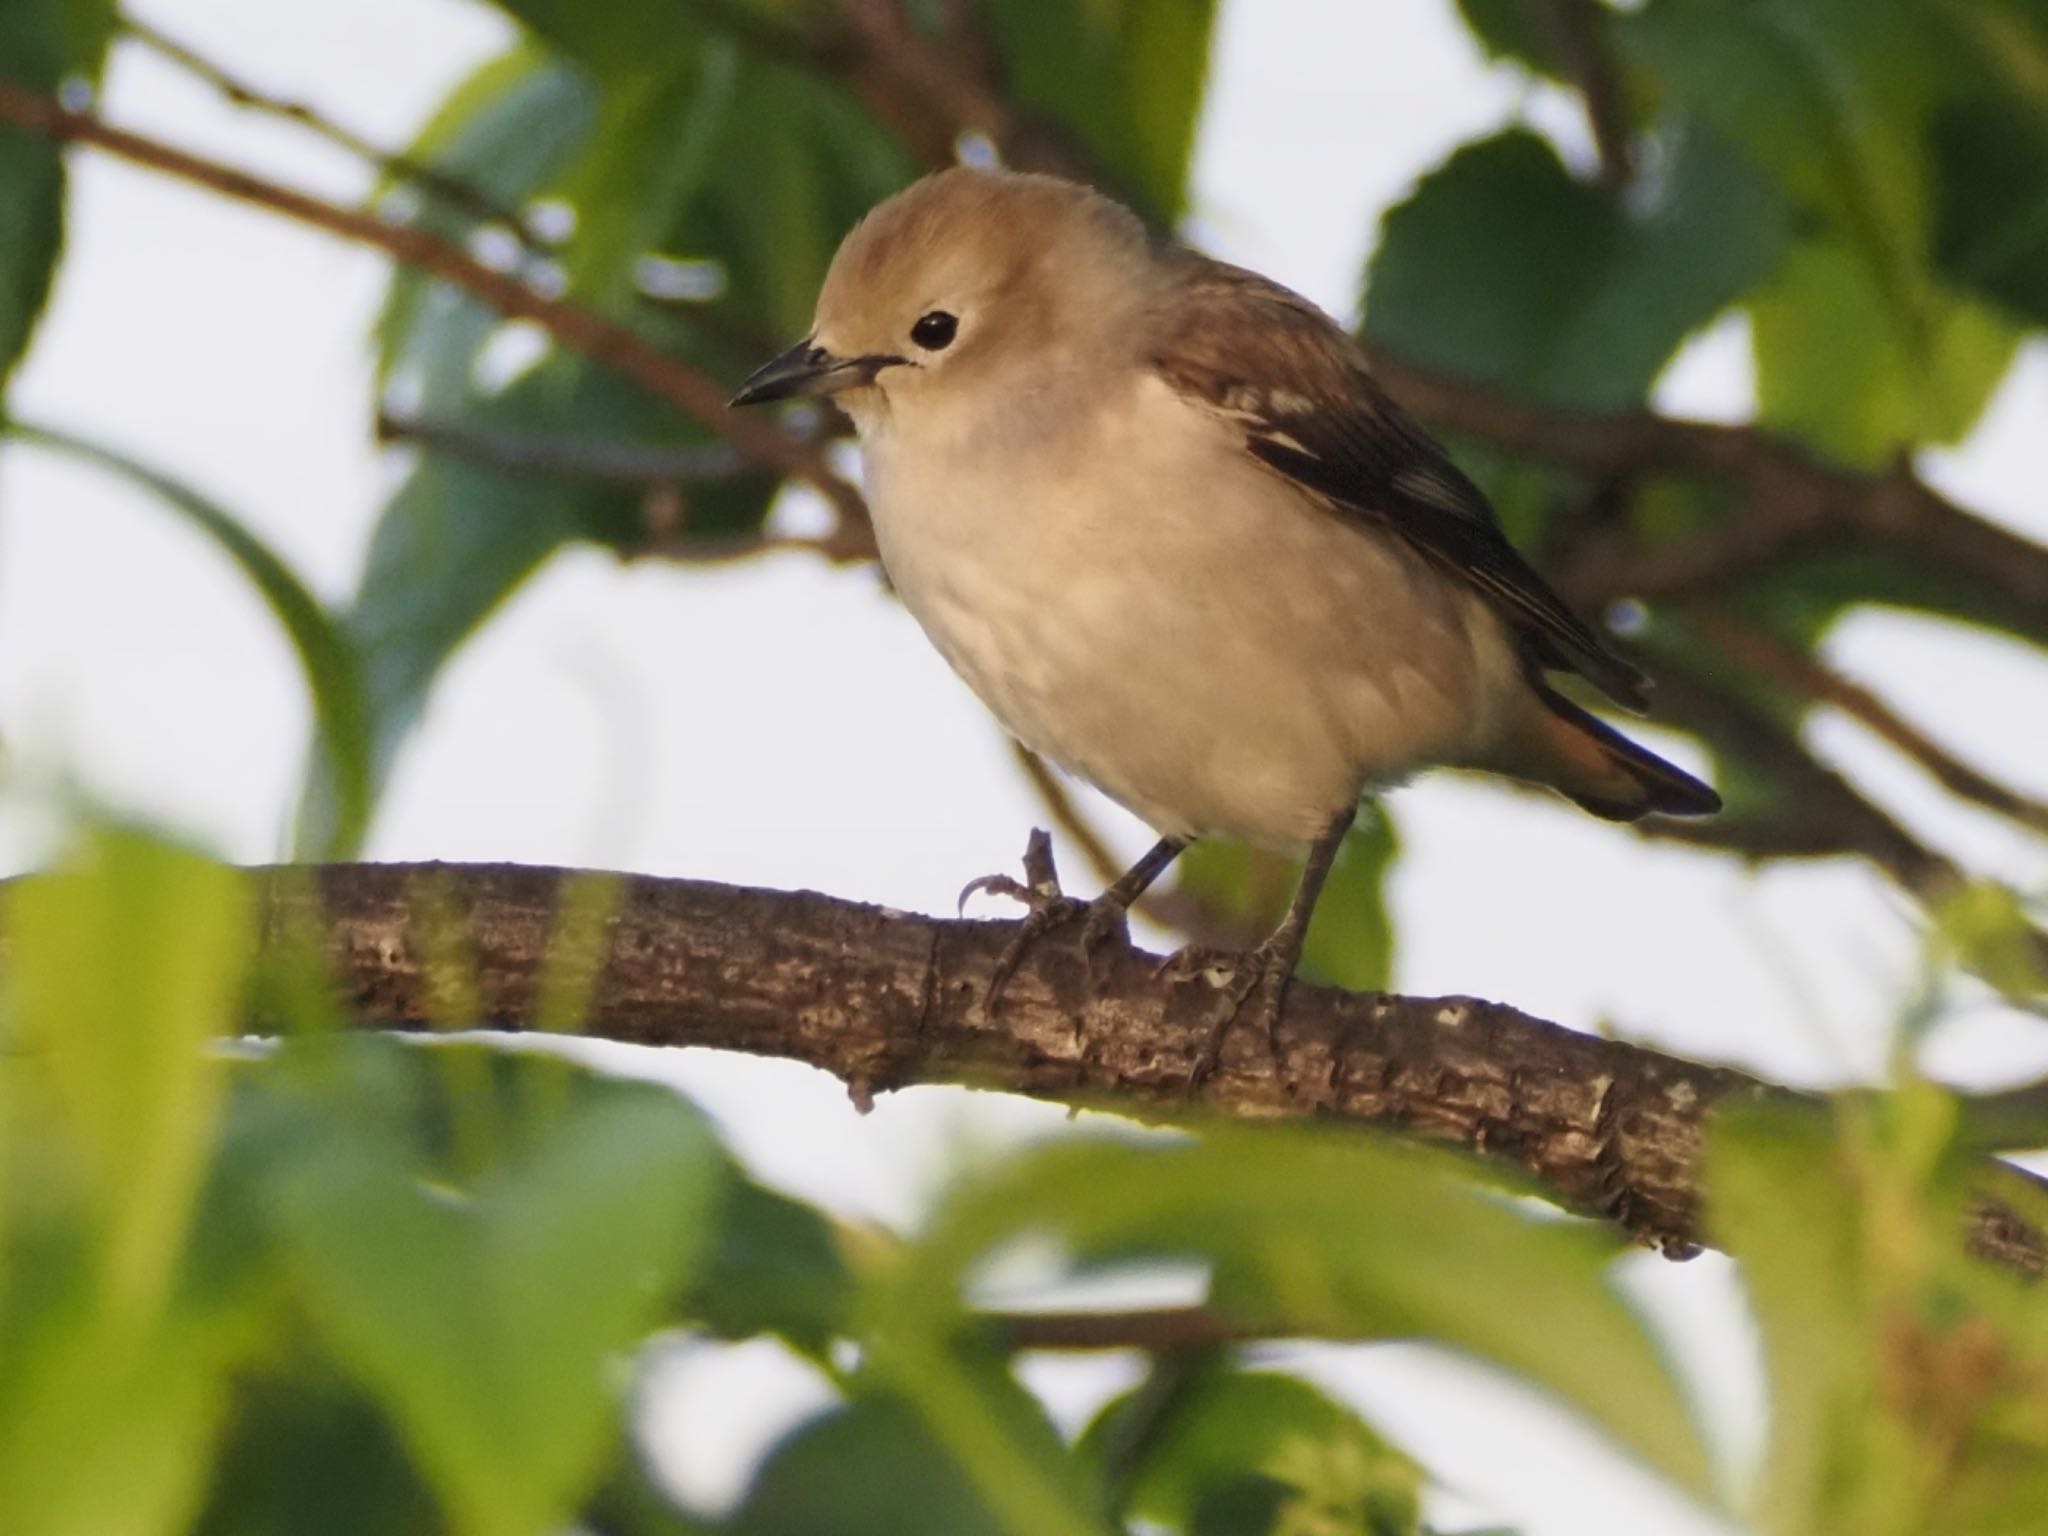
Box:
[734, 166, 1717, 1042]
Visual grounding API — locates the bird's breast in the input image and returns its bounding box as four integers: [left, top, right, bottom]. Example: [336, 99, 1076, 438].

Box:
[858, 376, 1521, 845]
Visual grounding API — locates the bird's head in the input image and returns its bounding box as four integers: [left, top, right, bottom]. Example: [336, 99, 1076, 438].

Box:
[730, 166, 1153, 434]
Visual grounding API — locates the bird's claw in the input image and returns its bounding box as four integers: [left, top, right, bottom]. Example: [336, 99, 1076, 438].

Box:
[1157, 939, 1298, 1084]
[977, 892, 1136, 1014]
[961, 832, 1141, 1015]
[957, 827, 1065, 917]
[984, 894, 1091, 1010]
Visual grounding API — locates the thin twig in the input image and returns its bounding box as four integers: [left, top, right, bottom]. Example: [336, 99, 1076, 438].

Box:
[826, 0, 1113, 191]
[1364, 346, 2048, 638]
[123, 17, 541, 244]
[1692, 608, 2048, 838]
[1642, 651, 1965, 902]
[1528, 0, 1635, 187]
[0, 82, 877, 561]
[986, 1306, 1250, 1353]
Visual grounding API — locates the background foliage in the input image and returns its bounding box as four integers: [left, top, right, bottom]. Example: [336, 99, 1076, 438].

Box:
[3, 2, 2048, 1533]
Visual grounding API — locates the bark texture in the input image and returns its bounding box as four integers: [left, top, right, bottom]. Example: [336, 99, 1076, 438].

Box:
[251, 861, 2043, 1272]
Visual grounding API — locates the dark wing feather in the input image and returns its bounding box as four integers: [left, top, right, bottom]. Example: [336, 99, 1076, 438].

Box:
[1148, 255, 1649, 712]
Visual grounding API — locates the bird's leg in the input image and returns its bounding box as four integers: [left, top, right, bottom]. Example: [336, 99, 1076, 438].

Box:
[963, 830, 1189, 1013]
[1162, 809, 1354, 1082]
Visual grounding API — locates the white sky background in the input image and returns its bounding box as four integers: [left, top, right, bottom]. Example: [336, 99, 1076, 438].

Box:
[3, 1, 2047, 1531]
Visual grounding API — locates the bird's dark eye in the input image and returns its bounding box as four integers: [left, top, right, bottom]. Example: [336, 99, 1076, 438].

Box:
[911, 310, 958, 351]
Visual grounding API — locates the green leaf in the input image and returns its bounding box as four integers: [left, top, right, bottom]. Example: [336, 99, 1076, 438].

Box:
[375, 45, 599, 405]
[0, 1287, 236, 1536]
[1619, 0, 1941, 397]
[1703, 1106, 1867, 1536]
[476, 0, 701, 76]
[1363, 123, 1789, 410]
[977, 0, 1220, 222]
[1083, 1366, 1423, 1536]
[270, 1084, 724, 1536]
[0, 0, 104, 401]
[0, 825, 248, 1536]
[682, 1176, 854, 1357]
[319, 354, 776, 815]
[1931, 882, 2048, 1002]
[1302, 806, 1398, 992]
[860, 1322, 1105, 1536]
[1704, 1086, 2048, 1536]
[1454, 0, 1568, 76]
[192, 1372, 440, 1536]
[729, 1395, 1011, 1536]
[889, 1130, 1716, 1502]
[4, 826, 247, 1319]
[550, 44, 743, 316]
[622, 54, 913, 339]
[7, 423, 376, 859]
[1929, 1, 2048, 325]
[1748, 240, 2020, 465]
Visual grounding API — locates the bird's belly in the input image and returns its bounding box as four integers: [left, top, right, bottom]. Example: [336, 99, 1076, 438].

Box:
[866, 393, 1520, 846]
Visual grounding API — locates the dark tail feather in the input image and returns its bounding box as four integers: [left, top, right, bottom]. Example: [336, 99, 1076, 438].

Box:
[1510, 682, 1722, 822]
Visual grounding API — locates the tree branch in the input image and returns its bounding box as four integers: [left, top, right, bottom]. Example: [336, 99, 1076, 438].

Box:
[122, 17, 543, 245]
[1363, 346, 2048, 636]
[245, 860, 2045, 1274]
[0, 81, 877, 560]
[1691, 608, 2048, 839]
[1528, 0, 1635, 188]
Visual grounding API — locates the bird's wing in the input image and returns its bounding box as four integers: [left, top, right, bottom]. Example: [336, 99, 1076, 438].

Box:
[1148, 254, 1648, 711]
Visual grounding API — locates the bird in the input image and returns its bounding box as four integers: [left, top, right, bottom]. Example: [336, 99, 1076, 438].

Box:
[732, 165, 1718, 1058]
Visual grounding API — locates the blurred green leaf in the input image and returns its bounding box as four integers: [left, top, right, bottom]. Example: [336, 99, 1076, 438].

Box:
[888, 1130, 1715, 1502]
[192, 1371, 439, 1536]
[1619, 0, 1940, 397]
[977, 0, 1219, 222]
[1453, 0, 1568, 76]
[1709, 1090, 2048, 1536]
[1932, 883, 2048, 1003]
[1303, 806, 1398, 992]
[0, 1286, 237, 1536]
[1705, 1106, 1867, 1536]
[353, 33, 897, 834]
[551, 44, 743, 315]
[545, 47, 912, 338]
[375, 44, 598, 405]
[7, 423, 376, 859]
[859, 1324, 1103, 1536]
[0, 0, 119, 400]
[1364, 124, 1788, 410]
[304, 352, 778, 841]
[731, 1393, 1009, 1536]
[0, 826, 248, 1536]
[1932, 1, 2048, 324]
[5, 827, 245, 1318]
[477, 0, 701, 75]
[683, 1175, 854, 1356]
[669, 59, 915, 338]
[270, 1084, 724, 1536]
[1083, 1365, 1423, 1536]
[1749, 240, 2020, 465]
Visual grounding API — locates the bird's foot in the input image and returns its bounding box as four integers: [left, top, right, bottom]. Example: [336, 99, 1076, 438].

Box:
[961, 830, 1132, 1014]
[1156, 937, 1299, 1084]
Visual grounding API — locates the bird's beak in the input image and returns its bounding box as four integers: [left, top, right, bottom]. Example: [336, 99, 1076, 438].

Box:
[729, 338, 904, 407]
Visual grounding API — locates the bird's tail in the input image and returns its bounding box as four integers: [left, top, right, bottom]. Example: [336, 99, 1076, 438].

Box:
[1493, 681, 1721, 822]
